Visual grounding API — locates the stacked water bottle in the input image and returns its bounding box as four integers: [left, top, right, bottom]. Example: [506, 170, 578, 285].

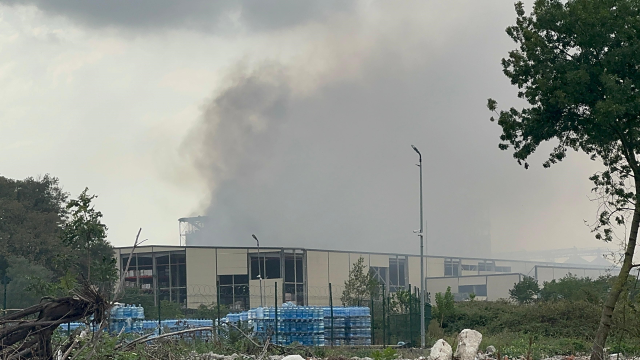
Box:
[345, 307, 371, 345]
[109, 304, 145, 333]
[323, 307, 346, 345]
[222, 303, 325, 346]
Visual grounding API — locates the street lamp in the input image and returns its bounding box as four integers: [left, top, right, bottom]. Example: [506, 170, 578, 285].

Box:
[411, 145, 426, 348]
[252, 234, 263, 307]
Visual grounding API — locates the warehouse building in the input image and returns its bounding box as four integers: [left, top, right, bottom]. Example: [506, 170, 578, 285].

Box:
[114, 245, 615, 310]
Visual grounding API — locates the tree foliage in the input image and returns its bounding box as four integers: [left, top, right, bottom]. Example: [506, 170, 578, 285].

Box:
[539, 274, 612, 304]
[510, 276, 541, 304]
[341, 257, 378, 306]
[0, 175, 117, 300]
[434, 286, 455, 327]
[488, 1, 640, 358]
[0, 175, 68, 270]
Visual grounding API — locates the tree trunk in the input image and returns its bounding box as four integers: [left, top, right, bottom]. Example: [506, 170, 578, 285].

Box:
[590, 193, 640, 360]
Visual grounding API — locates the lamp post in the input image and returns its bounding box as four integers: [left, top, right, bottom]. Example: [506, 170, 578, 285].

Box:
[252, 234, 263, 307]
[411, 145, 426, 348]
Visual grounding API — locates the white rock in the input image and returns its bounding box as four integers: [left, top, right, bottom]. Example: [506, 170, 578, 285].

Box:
[282, 355, 305, 360]
[454, 329, 483, 360]
[486, 346, 496, 355]
[430, 339, 453, 360]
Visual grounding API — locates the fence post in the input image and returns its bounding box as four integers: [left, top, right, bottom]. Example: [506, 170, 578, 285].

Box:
[370, 290, 375, 345]
[329, 282, 334, 347]
[387, 293, 391, 345]
[157, 286, 161, 334]
[275, 282, 279, 345]
[408, 284, 412, 347]
[382, 285, 386, 346]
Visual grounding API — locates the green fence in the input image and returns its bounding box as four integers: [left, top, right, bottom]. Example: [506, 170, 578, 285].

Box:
[121, 283, 432, 347]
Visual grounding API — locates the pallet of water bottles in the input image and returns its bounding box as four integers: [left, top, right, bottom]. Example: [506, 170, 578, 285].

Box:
[222, 303, 325, 346]
[345, 307, 371, 346]
[323, 307, 371, 346]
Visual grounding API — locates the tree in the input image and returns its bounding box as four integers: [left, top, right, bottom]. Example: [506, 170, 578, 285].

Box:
[0, 175, 68, 271]
[509, 276, 540, 304]
[434, 286, 455, 327]
[341, 257, 379, 306]
[62, 189, 110, 281]
[488, 1, 640, 358]
[539, 274, 611, 304]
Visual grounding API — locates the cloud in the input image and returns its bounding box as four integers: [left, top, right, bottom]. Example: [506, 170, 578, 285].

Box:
[0, 0, 355, 32]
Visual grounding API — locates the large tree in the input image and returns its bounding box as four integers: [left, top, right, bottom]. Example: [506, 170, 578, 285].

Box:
[0, 175, 68, 269]
[488, 1, 640, 359]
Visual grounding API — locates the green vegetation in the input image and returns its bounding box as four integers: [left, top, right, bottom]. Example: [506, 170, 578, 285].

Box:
[434, 286, 455, 327]
[341, 256, 379, 306]
[0, 174, 117, 306]
[509, 276, 540, 304]
[427, 274, 640, 358]
[488, 0, 640, 358]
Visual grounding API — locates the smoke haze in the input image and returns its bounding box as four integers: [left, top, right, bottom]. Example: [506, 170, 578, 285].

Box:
[0, 1, 610, 257]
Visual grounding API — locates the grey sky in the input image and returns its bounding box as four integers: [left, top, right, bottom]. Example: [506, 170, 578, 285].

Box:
[0, 1, 610, 258]
[0, 0, 354, 32]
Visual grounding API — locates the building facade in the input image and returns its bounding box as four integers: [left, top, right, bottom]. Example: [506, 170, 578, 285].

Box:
[115, 245, 615, 310]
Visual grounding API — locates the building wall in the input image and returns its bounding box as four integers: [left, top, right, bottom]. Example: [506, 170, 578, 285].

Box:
[115, 246, 616, 309]
[328, 252, 350, 305]
[486, 274, 521, 301]
[186, 248, 217, 308]
[216, 248, 248, 275]
[307, 250, 330, 306]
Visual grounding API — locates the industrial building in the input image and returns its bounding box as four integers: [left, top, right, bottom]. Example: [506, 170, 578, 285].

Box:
[114, 244, 615, 310]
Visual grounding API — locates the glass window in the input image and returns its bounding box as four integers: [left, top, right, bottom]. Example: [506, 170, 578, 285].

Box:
[251, 256, 282, 280]
[370, 266, 388, 286]
[389, 258, 399, 286]
[445, 259, 460, 276]
[285, 257, 295, 282]
[217, 275, 249, 310]
[295, 258, 303, 283]
[478, 261, 495, 272]
[458, 284, 487, 297]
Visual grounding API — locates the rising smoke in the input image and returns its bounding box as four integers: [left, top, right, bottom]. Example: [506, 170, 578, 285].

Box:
[181, 3, 508, 257]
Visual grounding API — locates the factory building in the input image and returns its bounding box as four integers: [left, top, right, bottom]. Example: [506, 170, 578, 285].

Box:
[114, 245, 614, 310]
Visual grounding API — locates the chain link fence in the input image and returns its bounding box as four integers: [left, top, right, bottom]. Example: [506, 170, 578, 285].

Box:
[121, 282, 432, 346]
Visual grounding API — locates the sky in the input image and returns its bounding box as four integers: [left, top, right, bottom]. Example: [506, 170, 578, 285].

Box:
[0, 1, 614, 258]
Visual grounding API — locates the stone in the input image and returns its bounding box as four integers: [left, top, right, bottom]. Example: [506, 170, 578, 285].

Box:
[282, 355, 305, 360]
[430, 339, 453, 360]
[454, 329, 483, 360]
[486, 346, 496, 355]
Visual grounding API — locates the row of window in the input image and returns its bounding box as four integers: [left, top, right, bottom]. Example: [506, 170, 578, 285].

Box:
[445, 259, 512, 276]
[122, 250, 306, 310]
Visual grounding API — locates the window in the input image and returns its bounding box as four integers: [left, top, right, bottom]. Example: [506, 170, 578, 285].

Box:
[444, 259, 460, 276]
[389, 256, 407, 292]
[478, 261, 495, 272]
[370, 266, 388, 287]
[120, 251, 187, 306]
[461, 264, 478, 271]
[250, 254, 281, 280]
[218, 274, 249, 310]
[458, 284, 487, 297]
[495, 266, 512, 273]
[284, 250, 305, 305]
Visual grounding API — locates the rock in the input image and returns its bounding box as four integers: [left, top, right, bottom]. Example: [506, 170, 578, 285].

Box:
[454, 329, 483, 360]
[430, 339, 453, 360]
[486, 346, 496, 355]
[282, 355, 305, 360]
[269, 356, 284, 360]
